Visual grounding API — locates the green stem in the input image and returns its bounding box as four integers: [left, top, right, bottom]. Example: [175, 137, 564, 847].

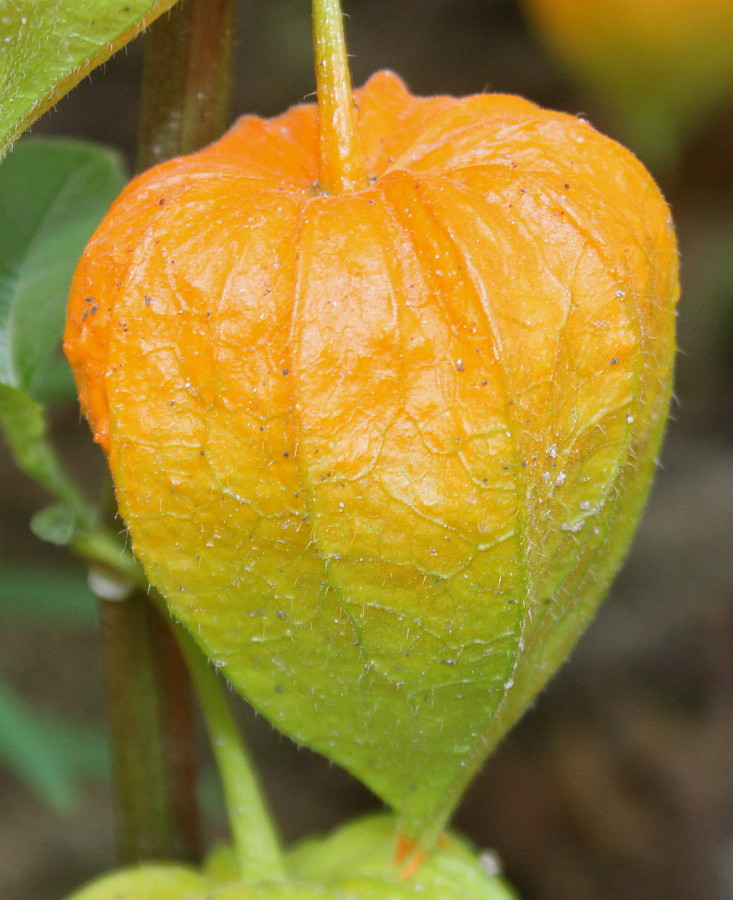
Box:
[175, 627, 287, 882]
[71, 529, 146, 588]
[312, 0, 369, 193]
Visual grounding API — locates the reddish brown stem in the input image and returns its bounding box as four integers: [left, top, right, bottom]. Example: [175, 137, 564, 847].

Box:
[100, 594, 200, 862]
[137, 0, 236, 169]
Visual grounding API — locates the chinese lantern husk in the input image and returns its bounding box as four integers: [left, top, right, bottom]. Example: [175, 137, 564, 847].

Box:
[65, 71, 678, 845]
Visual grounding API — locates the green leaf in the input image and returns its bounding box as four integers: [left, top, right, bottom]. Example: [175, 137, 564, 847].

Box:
[29, 345, 79, 405]
[0, 384, 92, 526]
[0, 139, 121, 533]
[0, 561, 96, 625]
[31, 502, 79, 546]
[0, 678, 108, 812]
[0, 138, 127, 397]
[0, 0, 181, 156]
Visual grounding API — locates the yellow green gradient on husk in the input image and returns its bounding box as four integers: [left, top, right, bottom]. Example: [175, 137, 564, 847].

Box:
[65, 71, 678, 847]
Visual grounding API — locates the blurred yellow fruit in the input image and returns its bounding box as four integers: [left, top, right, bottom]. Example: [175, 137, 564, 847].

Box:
[522, 0, 733, 169]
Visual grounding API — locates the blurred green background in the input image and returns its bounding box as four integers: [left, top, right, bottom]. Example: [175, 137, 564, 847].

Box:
[1, 1, 732, 898]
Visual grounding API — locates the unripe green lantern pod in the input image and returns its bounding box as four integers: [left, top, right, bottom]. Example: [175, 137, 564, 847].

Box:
[65, 57, 678, 850]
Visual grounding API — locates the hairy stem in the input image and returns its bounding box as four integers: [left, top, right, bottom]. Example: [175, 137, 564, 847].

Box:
[312, 0, 369, 193]
[176, 628, 286, 881]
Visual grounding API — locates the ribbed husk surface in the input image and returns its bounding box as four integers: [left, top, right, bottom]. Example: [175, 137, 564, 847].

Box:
[65, 71, 679, 844]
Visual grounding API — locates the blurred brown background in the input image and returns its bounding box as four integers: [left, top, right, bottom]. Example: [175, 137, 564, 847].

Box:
[1, 1, 732, 898]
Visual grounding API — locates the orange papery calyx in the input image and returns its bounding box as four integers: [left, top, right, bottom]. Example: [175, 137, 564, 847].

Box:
[65, 1, 678, 860]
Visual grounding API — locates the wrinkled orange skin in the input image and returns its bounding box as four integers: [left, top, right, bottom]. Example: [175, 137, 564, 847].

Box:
[65, 72, 678, 840]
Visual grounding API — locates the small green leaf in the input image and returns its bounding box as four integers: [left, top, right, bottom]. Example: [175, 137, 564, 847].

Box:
[0, 678, 108, 812]
[0, 138, 127, 397]
[0, 0, 181, 156]
[0, 384, 92, 524]
[31, 502, 78, 546]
